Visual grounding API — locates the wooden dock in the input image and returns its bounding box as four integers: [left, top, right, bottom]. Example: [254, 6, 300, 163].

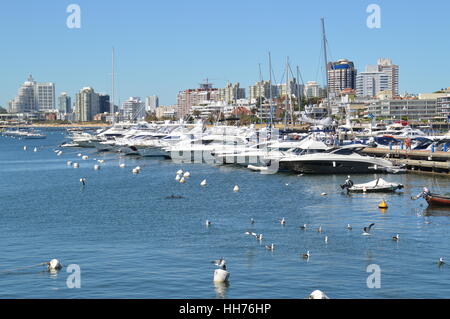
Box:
[363, 148, 450, 175]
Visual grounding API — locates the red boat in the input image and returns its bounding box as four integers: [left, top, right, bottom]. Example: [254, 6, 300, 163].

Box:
[424, 193, 450, 207]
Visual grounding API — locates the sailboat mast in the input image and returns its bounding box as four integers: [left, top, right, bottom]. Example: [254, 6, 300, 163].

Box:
[321, 18, 330, 116]
[111, 47, 115, 124]
[268, 52, 273, 129]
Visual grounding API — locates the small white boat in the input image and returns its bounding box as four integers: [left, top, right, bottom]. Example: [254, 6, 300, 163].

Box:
[342, 177, 404, 193]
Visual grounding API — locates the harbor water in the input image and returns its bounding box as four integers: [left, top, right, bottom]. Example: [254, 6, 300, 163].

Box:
[1, 129, 450, 298]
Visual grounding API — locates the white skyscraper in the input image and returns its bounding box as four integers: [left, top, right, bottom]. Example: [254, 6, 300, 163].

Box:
[35, 82, 55, 110]
[304, 81, 323, 98]
[145, 95, 159, 112]
[74, 87, 100, 122]
[123, 97, 146, 120]
[9, 75, 55, 113]
[356, 66, 389, 97]
[356, 59, 399, 97]
[377, 58, 399, 97]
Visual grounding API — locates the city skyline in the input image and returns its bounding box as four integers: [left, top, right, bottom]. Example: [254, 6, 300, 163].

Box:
[1, 0, 449, 108]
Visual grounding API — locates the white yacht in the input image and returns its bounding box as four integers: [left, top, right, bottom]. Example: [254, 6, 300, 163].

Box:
[278, 144, 401, 174]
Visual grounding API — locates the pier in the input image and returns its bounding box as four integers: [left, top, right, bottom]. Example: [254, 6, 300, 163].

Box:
[363, 148, 450, 175]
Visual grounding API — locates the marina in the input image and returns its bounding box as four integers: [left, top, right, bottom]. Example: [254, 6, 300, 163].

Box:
[2, 127, 450, 298]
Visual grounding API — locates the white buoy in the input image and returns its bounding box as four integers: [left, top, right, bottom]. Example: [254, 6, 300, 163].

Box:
[233, 185, 239, 192]
[67, 161, 72, 166]
[183, 171, 190, 178]
[33, 147, 37, 152]
[176, 169, 183, 175]
[94, 164, 101, 170]
[132, 167, 140, 174]
[23, 146, 27, 151]
[82, 155, 89, 160]
[73, 162, 79, 168]
[175, 174, 181, 181]
[179, 177, 186, 183]
[119, 163, 125, 168]
[47, 259, 63, 271]
[214, 268, 230, 282]
[308, 290, 329, 299]
[77, 153, 82, 157]
[200, 179, 207, 186]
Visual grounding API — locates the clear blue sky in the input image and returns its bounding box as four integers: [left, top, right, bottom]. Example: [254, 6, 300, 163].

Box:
[0, 0, 449, 107]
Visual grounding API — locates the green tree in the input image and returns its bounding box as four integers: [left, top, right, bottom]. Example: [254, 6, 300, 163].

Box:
[0, 106, 7, 114]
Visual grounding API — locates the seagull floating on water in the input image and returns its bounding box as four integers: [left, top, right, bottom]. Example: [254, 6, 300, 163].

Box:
[317, 226, 323, 233]
[299, 224, 307, 230]
[205, 220, 212, 226]
[250, 218, 255, 225]
[324, 236, 328, 243]
[308, 290, 329, 299]
[265, 243, 274, 251]
[200, 179, 207, 186]
[279, 217, 286, 225]
[347, 224, 352, 230]
[362, 223, 375, 236]
[79, 178, 86, 186]
[46, 259, 63, 271]
[253, 233, 263, 241]
[392, 234, 399, 241]
[438, 257, 445, 267]
[302, 251, 310, 259]
[233, 185, 239, 192]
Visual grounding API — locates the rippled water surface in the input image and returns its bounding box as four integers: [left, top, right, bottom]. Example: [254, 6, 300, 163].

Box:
[1, 129, 450, 298]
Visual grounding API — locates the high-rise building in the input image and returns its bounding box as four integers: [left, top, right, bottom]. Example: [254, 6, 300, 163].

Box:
[304, 81, 324, 98]
[9, 75, 55, 113]
[377, 58, 399, 97]
[98, 94, 111, 113]
[176, 82, 220, 117]
[276, 78, 303, 99]
[248, 81, 278, 102]
[58, 92, 72, 113]
[35, 82, 55, 110]
[327, 59, 357, 96]
[9, 75, 36, 113]
[122, 97, 146, 120]
[218, 82, 245, 103]
[356, 65, 389, 97]
[145, 95, 159, 112]
[74, 87, 100, 122]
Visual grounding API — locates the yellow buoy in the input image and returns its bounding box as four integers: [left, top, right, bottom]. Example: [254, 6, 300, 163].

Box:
[378, 200, 388, 209]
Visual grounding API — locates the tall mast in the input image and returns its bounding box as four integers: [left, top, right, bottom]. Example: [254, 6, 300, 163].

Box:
[296, 65, 301, 116]
[258, 63, 264, 126]
[111, 47, 115, 124]
[268, 52, 273, 129]
[284, 56, 289, 129]
[321, 18, 330, 116]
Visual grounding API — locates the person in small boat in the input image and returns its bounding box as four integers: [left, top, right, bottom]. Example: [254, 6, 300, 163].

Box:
[416, 187, 431, 199]
[340, 176, 354, 192]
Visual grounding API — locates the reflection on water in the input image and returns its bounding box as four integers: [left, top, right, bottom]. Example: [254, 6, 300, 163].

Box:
[213, 281, 230, 299]
[423, 206, 450, 217]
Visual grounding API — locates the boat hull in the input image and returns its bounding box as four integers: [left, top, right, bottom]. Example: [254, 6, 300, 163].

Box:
[425, 194, 450, 207]
[281, 160, 390, 174]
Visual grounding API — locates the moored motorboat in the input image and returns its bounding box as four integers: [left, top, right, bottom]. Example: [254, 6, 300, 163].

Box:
[341, 177, 404, 193]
